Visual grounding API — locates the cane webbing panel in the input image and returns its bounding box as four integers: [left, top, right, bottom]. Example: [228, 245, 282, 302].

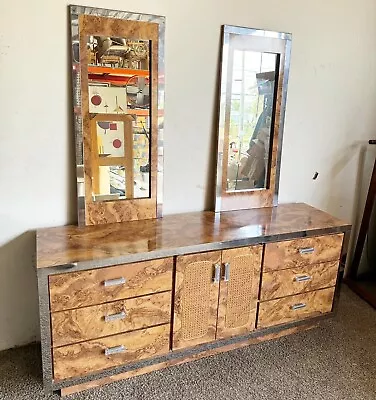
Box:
[181, 261, 212, 340]
[225, 255, 253, 328]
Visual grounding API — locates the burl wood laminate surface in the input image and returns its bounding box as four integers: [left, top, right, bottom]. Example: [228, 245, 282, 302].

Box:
[263, 233, 343, 272]
[37, 203, 350, 268]
[173, 251, 221, 350]
[51, 291, 171, 347]
[216, 246, 262, 339]
[53, 324, 170, 380]
[79, 15, 159, 225]
[260, 261, 339, 301]
[258, 287, 335, 328]
[217, 36, 287, 212]
[60, 322, 318, 396]
[49, 258, 172, 312]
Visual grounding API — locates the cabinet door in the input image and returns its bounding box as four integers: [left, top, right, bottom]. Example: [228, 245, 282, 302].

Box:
[216, 246, 262, 339]
[173, 251, 221, 350]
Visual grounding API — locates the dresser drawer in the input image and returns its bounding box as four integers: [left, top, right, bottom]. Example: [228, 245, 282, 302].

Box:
[49, 258, 173, 312]
[53, 324, 170, 380]
[258, 287, 335, 328]
[51, 291, 171, 347]
[260, 261, 338, 301]
[263, 234, 343, 272]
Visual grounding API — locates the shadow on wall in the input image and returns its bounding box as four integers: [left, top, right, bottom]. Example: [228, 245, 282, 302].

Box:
[325, 142, 376, 275]
[0, 231, 39, 351]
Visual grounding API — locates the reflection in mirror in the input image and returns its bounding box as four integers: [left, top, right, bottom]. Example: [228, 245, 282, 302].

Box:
[225, 51, 278, 192]
[87, 35, 151, 201]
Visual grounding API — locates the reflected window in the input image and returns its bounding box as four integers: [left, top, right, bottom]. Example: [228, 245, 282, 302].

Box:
[226, 50, 279, 192]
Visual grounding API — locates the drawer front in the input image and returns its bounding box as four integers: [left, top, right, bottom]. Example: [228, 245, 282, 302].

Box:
[260, 261, 339, 301]
[51, 291, 171, 347]
[53, 324, 170, 380]
[258, 287, 335, 328]
[263, 234, 343, 272]
[49, 258, 173, 312]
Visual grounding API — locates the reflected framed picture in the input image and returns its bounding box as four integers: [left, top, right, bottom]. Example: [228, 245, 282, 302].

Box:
[215, 25, 292, 212]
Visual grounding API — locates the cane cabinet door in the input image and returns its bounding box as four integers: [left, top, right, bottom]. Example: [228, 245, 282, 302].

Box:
[216, 246, 262, 339]
[173, 251, 221, 350]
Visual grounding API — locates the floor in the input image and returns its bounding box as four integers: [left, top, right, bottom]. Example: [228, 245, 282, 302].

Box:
[0, 285, 375, 400]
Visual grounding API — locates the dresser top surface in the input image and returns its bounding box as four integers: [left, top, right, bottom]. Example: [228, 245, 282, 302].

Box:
[36, 203, 350, 269]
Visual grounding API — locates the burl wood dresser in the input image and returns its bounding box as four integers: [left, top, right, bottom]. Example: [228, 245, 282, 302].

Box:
[36, 203, 350, 395]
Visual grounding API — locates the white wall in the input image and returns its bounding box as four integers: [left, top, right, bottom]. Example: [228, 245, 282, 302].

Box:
[0, 0, 375, 351]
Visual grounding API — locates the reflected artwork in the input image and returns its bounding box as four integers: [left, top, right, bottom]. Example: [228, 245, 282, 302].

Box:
[87, 36, 151, 201]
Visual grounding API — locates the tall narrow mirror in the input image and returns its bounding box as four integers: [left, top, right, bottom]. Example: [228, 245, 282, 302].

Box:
[70, 6, 165, 225]
[215, 26, 291, 212]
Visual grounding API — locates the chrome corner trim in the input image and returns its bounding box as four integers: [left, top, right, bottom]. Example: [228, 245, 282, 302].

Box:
[37, 272, 53, 393]
[273, 36, 292, 206]
[223, 25, 292, 40]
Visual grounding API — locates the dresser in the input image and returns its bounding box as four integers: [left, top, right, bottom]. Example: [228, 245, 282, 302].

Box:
[36, 203, 350, 395]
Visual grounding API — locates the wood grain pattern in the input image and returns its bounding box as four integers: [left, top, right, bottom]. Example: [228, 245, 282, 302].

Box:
[90, 114, 134, 199]
[173, 251, 221, 350]
[60, 322, 318, 396]
[36, 203, 350, 268]
[216, 246, 262, 339]
[263, 234, 343, 272]
[257, 287, 335, 328]
[78, 14, 159, 225]
[51, 291, 171, 347]
[53, 324, 170, 380]
[261, 261, 339, 301]
[49, 258, 172, 312]
[217, 33, 287, 212]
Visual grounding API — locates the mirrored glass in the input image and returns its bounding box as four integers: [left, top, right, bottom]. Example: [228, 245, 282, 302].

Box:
[86, 35, 151, 201]
[226, 50, 278, 192]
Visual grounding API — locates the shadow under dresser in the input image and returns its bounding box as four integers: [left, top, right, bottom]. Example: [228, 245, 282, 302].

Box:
[36, 203, 351, 395]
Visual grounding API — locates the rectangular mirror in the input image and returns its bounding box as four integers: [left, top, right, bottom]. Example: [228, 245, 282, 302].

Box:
[215, 26, 291, 212]
[70, 6, 165, 225]
[226, 51, 278, 192]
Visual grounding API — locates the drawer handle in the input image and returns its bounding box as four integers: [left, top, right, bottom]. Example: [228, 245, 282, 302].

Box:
[294, 275, 312, 282]
[291, 303, 307, 311]
[213, 264, 221, 284]
[104, 311, 127, 322]
[299, 247, 315, 255]
[224, 263, 230, 282]
[104, 345, 126, 356]
[103, 277, 127, 287]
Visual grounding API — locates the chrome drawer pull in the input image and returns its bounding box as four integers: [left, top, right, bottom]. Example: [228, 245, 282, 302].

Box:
[299, 247, 315, 255]
[291, 303, 307, 311]
[294, 275, 312, 282]
[104, 311, 126, 322]
[103, 277, 126, 287]
[104, 345, 126, 356]
[224, 263, 230, 282]
[213, 264, 221, 284]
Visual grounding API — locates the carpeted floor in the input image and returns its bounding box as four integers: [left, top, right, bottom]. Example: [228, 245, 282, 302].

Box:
[0, 285, 375, 400]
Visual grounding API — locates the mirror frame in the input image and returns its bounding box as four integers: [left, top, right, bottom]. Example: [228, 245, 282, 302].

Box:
[214, 25, 292, 212]
[70, 5, 165, 225]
